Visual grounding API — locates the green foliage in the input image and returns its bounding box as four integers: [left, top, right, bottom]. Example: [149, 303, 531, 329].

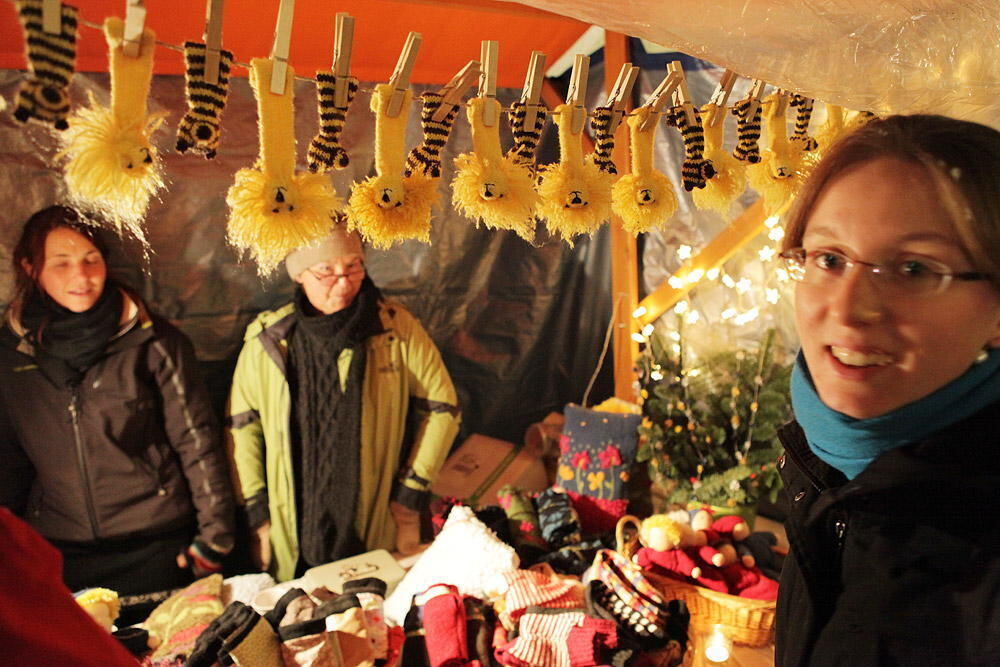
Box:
[636, 324, 792, 509]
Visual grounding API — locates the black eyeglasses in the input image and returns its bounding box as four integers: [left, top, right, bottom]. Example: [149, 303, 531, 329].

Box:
[305, 263, 365, 282]
[779, 247, 990, 296]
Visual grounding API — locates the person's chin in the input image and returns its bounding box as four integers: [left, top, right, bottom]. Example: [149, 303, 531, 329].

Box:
[60, 294, 99, 312]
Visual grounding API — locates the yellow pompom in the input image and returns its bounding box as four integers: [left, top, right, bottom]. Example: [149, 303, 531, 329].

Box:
[226, 169, 343, 276]
[347, 172, 439, 249]
[611, 171, 677, 235]
[537, 160, 612, 242]
[452, 153, 537, 240]
[58, 96, 166, 245]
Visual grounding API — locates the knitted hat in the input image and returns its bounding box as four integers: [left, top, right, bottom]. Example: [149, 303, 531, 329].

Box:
[285, 222, 364, 280]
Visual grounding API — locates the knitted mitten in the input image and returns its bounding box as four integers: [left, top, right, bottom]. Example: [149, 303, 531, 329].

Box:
[175, 41, 234, 159]
[731, 94, 763, 163]
[505, 100, 548, 168]
[405, 92, 460, 178]
[588, 106, 618, 175]
[14, 0, 77, 130]
[307, 71, 359, 172]
[665, 105, 716, 190]
[536, 487, 582, 550]
[343, 577, 389, 661]
[788, 94, 819, 151]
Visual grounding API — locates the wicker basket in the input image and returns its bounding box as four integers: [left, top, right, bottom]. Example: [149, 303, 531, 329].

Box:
[616, 515, 776, 648]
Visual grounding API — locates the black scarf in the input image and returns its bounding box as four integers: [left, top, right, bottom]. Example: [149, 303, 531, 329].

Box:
[289, 276, 384, 567]
[20, 284, 124, 388]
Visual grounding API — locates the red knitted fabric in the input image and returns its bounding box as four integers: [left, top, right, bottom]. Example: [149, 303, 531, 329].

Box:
[418, 584, 468, 667]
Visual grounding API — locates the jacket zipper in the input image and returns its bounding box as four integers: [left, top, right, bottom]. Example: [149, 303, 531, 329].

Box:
[69, 390, 100, 539]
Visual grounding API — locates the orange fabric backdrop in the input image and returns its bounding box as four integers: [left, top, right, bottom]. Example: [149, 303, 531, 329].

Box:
[0, 0, 589, 87]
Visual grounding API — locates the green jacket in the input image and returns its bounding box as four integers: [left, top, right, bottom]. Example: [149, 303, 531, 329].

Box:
[226, 299, 460, 582]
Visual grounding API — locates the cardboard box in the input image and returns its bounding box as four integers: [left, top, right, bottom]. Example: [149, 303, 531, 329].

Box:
[431, 433, 550, 506]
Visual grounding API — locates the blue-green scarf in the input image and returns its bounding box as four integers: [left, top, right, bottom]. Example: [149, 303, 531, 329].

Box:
[790, 349, 1000, 479]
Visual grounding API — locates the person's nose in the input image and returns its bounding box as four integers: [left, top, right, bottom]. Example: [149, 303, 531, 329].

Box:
[828, 264, 886, 326]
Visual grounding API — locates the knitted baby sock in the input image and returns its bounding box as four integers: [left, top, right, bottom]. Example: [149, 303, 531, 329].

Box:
[789, 94, 819, 151]
[506, 101, 548, 168]
[343, 577, 389, 661]
[308, 71, 359, 172]
[589, 106, 618, 175]
[416, 584, 469, 667]
[536, 487, 583, 550]
[666, 104, 716, 190]
[405, 92, 460, 178]
[175, 41, 234, 159]
[14, 0, 78, 130]
[731, 95, 763, 164]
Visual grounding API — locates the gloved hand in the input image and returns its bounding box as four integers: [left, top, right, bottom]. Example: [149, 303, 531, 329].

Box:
[175, 538, 226, 578]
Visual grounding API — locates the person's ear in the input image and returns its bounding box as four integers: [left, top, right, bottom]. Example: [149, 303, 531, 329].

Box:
[293, 272, 304, 285]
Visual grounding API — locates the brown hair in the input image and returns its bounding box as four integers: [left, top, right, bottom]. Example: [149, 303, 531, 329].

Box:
[12, 205, 109, 302]
[782, 114, 1000, 291]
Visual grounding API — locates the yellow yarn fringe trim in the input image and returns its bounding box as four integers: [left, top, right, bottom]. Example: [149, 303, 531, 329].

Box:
[348, 172, 438, 249]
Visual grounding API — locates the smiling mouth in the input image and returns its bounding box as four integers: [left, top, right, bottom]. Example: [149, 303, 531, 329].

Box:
[830, 346, 895, 367]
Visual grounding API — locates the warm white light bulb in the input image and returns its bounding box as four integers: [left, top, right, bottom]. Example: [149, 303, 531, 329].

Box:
[632, 305, 648, 318]
[677, 244, 693, 260]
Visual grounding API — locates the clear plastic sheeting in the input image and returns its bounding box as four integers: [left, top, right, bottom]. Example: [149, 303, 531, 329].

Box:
[0, 71, 616, 443]
[513, 0, 999, 128]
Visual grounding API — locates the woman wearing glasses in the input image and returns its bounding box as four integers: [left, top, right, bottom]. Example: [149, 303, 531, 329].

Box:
[774, 115, 1000, 665]
[226, 221, 460, 582]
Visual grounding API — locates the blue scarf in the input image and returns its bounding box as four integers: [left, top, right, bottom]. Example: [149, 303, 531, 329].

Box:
[790, 349, 1000, 479]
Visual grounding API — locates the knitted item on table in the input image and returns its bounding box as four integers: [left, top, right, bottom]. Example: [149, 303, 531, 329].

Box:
[566, 616, 619, 667]
[499, 566, 586, 628]
[730, 94, 763, 164]
[464, 596, 495, 666]
[497, 484, 546, 554]
[186, 602, 257, 667]
[175, 41, 234, 159]
[226, 58, 343, 276]
[343, 578, 389, 661]
[536, 104, 612, 243]
[221, 573, 277, 607]
[557, 404, 640, 535]
[506, 101, 548, 169]
[347, 84, 438, 248]
[218, 610, 282, 667]
[308, 72, 359, 172]
[665, 104, 716, 191]
[610, 105, 677, 235]
[496, 607, 587, 667]
[14, 0, 77, 130]
[59, 16, 166, 245]
[416, 584, 468, 667]
[401, 600, 430, 667]
[142, 574, 224, 662]
[535, 487, 582, 550]
[691, 102, 747, 216]
[720, 564, 780, 600]
[452, 97, 539, 240]
[314, 593, 375, 666]
[584, 550, 672, 651]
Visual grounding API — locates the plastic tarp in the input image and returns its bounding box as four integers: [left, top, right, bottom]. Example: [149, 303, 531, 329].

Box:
[511, 0, 999, 128]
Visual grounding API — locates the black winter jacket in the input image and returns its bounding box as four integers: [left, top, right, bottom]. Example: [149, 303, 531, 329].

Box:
[775, 401, 1000, 666]
[0, 292, 234, 555]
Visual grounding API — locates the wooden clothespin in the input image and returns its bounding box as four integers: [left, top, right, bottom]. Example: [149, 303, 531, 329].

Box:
[203, 0, 225, 86]
[331, 12, 354, 108]
[269, 0, 295, 94]
[478, 40, 499, 127]
[520, 50, 547, 129]
[386, 31, 422, 117]
[41, 0, 61, 34]
[706, 69, 738, 128]
[604, 63, 638, 134]
[772, 87, 791, 115]
[122, 0, 147, 58]
[432, 59, 480, 122]
[566, 54, 589, 135]
[639, 64, 681, 131]
[745, 78, 767, 120]
[668, 61, 697, 127]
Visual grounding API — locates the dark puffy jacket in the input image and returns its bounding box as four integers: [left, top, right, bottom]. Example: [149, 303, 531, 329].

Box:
[775, 402, 1000, 666]
[0, 291, 234, 555]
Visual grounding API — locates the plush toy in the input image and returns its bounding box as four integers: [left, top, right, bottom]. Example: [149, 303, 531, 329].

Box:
[175, 41, 234, 159]
[14, 0, 77, 130]
[346, 84, 439, 248]
[747, 92, 819, 216]
[664, 105, 715, 191]
[58, 16, 167, 246]
[691, 102, 748, 216]
[226, 58, 343, 276]
[536, 104, 613, 243]
[610, 105, 678, 235]
[75, 587, 120, 632]
[307, 72, 359, 172]
[452, 97, 538, 240]
[636, 515, 703, 579]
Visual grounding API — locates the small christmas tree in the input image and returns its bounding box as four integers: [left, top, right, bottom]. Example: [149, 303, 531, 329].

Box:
[636, 322, 792, 510]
